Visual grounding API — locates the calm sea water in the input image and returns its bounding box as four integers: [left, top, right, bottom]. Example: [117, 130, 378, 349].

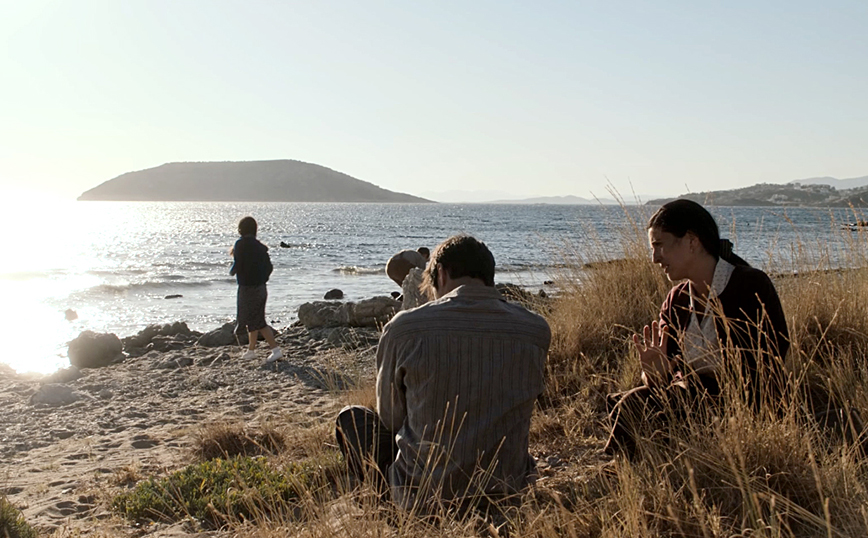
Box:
[1, 201, 864, 374]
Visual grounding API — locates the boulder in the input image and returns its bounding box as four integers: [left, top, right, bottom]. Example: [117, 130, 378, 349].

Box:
[68, 331, 124, 369]
[148, 335, 189, 352]
[124, 322, 199, 350]
[324, 289, 344, 300]
[496, 283, 534, 303]
[298, 301, 345, 328]
[349, 296, 401, 326]
[197, 322, 242, 347]
[298, 296, 400, 328]
[31, 384, 79, 407]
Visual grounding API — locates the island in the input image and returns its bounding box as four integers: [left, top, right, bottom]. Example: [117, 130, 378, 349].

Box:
[77, 160, 432, 203]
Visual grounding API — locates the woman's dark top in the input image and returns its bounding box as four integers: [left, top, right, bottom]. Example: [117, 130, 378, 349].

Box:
[230, 235, 273, 286]
[660, 264, 789, 399]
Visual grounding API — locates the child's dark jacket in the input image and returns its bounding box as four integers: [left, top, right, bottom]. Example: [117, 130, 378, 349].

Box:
[230, 236, 273, 286]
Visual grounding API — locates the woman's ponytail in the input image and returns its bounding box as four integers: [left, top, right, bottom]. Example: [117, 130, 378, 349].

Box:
[718, 238, 750, 267]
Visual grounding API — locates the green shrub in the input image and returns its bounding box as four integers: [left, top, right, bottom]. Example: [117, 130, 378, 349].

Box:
[0, 496, 36, 538]
[112, 455, 328, 527]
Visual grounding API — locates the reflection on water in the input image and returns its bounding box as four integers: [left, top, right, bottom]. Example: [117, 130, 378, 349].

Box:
[0, 199, 865, 374]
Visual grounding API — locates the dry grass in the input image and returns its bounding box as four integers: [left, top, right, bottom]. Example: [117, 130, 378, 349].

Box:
[191, 421, 287, 461]
[105, 207, 868, 537]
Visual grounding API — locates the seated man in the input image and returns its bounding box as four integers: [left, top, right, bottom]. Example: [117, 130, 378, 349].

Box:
[336, 235, 551, 513]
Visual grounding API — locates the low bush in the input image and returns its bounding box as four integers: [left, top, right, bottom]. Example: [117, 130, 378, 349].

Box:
[0, 496, 36, 538]
[112, 454, 335, 528]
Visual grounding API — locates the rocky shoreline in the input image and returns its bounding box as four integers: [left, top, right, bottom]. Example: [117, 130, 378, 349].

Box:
[0, 287, 551, 536]
[0, 320, 381, 536]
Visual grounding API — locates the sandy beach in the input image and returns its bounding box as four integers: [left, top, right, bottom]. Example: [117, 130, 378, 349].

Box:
[0, 324, 380, 536]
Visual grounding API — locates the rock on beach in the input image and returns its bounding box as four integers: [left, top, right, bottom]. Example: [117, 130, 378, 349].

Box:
[29, 384, 80, 407]
[297, 296, 400, 328]
[324, 288, 344, 300]
[67, 331, 124, 369]
[0, 321, 382, 536]
[0, 282, 552, 535]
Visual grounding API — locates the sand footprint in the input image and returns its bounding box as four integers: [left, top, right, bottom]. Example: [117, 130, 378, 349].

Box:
[130, 435, 160, 449]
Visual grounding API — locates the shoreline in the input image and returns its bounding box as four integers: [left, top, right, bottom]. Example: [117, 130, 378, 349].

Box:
[0, 323, 379, 535]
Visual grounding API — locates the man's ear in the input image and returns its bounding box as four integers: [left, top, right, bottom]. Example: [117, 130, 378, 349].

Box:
[436, 263, 448, 290]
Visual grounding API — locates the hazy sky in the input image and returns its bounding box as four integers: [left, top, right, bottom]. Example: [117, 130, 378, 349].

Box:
[1, 1, 866, 201]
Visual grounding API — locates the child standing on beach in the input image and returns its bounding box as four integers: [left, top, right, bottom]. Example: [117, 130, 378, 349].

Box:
[230, 216, 282, 364]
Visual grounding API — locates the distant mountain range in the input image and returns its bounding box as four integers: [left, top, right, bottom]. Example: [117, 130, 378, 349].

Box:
[789, 175, 868, 190]
[420, 191, 631, 205]
[78, 160, 431, 203]
[486, 195, 619, 205]
[648, 176, 868, 207]
[79, 163, 868, 207]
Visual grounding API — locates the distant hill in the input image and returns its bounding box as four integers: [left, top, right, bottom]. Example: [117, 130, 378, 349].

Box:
[789, 175, 868, 190]
[78, 160, 432, 203]
[419, 190, 642, 204]
[647, 181, 868, 207]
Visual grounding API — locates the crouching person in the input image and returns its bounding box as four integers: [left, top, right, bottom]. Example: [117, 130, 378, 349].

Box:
[336, 234, 551, 517]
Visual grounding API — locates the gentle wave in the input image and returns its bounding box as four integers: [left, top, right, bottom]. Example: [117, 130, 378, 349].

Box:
[77, 279, 225, 296]
[87, 269, 149, 277]
[153, 261, 229, 270]
[332, 266, 384, 276]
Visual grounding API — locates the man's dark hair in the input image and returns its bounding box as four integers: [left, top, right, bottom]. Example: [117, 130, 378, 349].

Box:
[417, 247, 430, 259]
[424, 235, 495, 291]
[238, 216, 258, 237]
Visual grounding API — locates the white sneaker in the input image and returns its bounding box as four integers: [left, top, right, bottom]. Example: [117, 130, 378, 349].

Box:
[241, 349, 257, 360]
[265, 347, 283, 364]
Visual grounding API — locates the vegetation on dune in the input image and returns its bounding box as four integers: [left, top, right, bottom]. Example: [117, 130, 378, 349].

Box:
[527, 210, 868, 537]
[111, 454, 341, 528]
[0, 496, 36, 538]
[108, 208, 868, 537]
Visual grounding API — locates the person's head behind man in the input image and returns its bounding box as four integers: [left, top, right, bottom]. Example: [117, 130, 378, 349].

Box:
[238, 216, 257, 237]
[423, 235, 495, 298]
[417, 247, 430, 261]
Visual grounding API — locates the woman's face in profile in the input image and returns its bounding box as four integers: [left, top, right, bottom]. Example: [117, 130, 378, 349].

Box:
[648, 227, 693, 282]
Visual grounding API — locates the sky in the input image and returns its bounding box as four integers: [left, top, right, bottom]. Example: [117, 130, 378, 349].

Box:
[1, 1, 866, 201]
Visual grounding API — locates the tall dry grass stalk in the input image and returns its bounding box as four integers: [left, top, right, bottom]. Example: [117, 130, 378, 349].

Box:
[527, 205, 868, 538]
[114, 205, 868, 538]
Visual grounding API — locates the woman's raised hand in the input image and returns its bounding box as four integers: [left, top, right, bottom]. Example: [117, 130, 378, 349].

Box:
[633, 320, 672, 386]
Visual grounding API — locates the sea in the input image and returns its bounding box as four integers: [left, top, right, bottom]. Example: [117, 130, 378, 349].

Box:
[1, 201, 864, 375]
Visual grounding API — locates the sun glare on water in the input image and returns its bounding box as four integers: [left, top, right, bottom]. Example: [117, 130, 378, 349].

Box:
[0, 196, 107, 375]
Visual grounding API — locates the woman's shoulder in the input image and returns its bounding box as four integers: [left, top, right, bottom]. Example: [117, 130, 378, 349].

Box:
[724, 264, 778, 298]
[730, 264, 774, 285]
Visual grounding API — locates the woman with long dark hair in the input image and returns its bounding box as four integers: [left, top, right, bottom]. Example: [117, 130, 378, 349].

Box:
[605, 199, 789, 455]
